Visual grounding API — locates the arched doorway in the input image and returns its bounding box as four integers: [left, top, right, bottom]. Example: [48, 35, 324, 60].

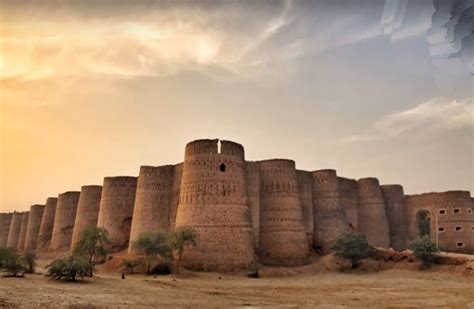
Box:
[416, 210, 431, 237]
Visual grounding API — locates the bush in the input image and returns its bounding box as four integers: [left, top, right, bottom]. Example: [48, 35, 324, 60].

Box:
[133, 232, 172, 274]
[73, 226, 110, 276]
[0, 247, 25, 277]
[171, 227, 197, 275]
[150, 262, 171, 275]
[333, 232, 375, 269]
[120, 258, 141, 274]
[409, 235, 438, 269]
[23, 251, 36, 274]
[47, 255, 92, 282]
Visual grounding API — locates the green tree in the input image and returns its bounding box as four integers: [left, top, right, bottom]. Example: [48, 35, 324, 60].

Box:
[409, 235, 438, 269]
[47, 255, 91, 282]
[22, 251, 37, 274]
[333, 232, 375, 269]
[171, 227, 197, 275]
[120, 258, 140, 274]
[73, 226, 110, 276]
[132, 232, 172, 275]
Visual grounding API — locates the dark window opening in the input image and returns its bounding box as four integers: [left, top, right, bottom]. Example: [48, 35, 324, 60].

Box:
[438, 227, 445, 232]
[219, 163, 226, 172]
[457, 242, 464, 248]
[455, 226, 462, 231]
[439, 209, 446, 215]
[453, 208, 460, 214]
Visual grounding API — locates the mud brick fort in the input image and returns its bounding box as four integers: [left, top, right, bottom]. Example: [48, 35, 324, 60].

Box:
[1, 139, 473, 271]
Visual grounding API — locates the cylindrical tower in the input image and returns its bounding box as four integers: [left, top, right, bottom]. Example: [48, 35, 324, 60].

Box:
[97, 176, 137, 252]
[50, 192, 80, 251]
[169, 163, 184, 230]
[24, 205, 45, 252]
[17, 211, 29, 252]
[297, 170, 314, 249]
[246, 161, 261, 250]
[0, 213, 13, 247]
[129, 165, 174, 253]
[71, 185, 103, 248]
[6, 212, 23, 249]
[312, 170, 350, 254]
[259, 159, 309, 266]
[175, 139, 255, 271]
[338, 177, 358, 231]
[381, 184, 407, 251]
[37, 197, 58, 251]
[357, 178, 390, 248]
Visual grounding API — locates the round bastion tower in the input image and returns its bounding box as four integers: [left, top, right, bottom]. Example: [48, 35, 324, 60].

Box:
[258, 160, 309, 266]
[97, 176, 137, 252]
[37, 197, 58, 251]
[6, 212, 23, 250]
[357, 178, 390, 248]
[311, 170, 350, 254]
[175, 139, 255, 272]
[129, 165, 175, 253]
[0, 213, 13, 247]
[24, 204, 45, 252]
[381, 184, 407, 251]
[17, 211, 30, 252]
[50, 192, 80, 251]
[71, 185, 103, 248]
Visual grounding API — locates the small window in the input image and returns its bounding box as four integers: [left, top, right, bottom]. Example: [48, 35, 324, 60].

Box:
[456, 242, 465, 248]
[219, 163, 226, 172]
[468, 209, 472, 214]
[439, 209, 446, 215]
[453, 208, 460, 214]
[438, 227, 445, 232]
[455, 226, 463, 232]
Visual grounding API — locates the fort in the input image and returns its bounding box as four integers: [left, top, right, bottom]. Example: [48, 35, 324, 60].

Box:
[1, 139, 473, 269]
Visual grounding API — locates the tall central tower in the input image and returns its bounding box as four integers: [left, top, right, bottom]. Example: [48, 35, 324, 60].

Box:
[175, 139, 255, 271]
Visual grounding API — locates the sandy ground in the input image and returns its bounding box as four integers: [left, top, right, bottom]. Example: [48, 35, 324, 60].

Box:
[0, 265, 473, 308]
[1, 252, 473, 308]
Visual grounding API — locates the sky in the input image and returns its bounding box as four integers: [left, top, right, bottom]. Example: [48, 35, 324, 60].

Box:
[0, 0, 473, 212]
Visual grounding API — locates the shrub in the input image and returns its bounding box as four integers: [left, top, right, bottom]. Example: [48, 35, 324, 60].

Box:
[120, 258, 141, 274]
[333, 232, 375, 269]
[0, 247, 25, 277]
[22, 251, 37, 274]
[47, 255, 92, 282]
[409, 235, 438, 269]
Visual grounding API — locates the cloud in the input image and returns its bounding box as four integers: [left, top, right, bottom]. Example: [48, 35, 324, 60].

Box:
[344, 97, 473, 142]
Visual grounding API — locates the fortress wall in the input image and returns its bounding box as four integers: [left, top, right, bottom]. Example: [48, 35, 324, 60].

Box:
[469, 198, 474, 251]
[357, 178, 390, 248]
[129, 165, 174, 253]
[297, 170, 314, 249]
[381, 185, 407, 251]
[246, 161, 261, 250]
[312, 170, 350, 254]
[405, 193, 435, 241]
[169, 163, 183, 230]
[6, 212, 23, 250]
[24, 205, 45, 252]
[0, 213, 13, 247]
[71, 186, 103, 248]
[17, 212, 29, 252]
[175, 139, 255, 271]
[50, 192, 80, 251]
[432, 191, 473, 254]
[258, 159, 309, 266]
[37, 197, 58, 251]
[97, 176, 137, 252]
[338, 177, 358, 231]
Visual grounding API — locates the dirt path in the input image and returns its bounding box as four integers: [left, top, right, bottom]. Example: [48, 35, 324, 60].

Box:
[0, 269, 473, 308]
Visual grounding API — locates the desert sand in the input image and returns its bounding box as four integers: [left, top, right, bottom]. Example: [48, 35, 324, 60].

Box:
[0, 254, 473, 308]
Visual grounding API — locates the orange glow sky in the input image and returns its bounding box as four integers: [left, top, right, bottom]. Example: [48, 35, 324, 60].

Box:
[1, 1, 472, 212]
